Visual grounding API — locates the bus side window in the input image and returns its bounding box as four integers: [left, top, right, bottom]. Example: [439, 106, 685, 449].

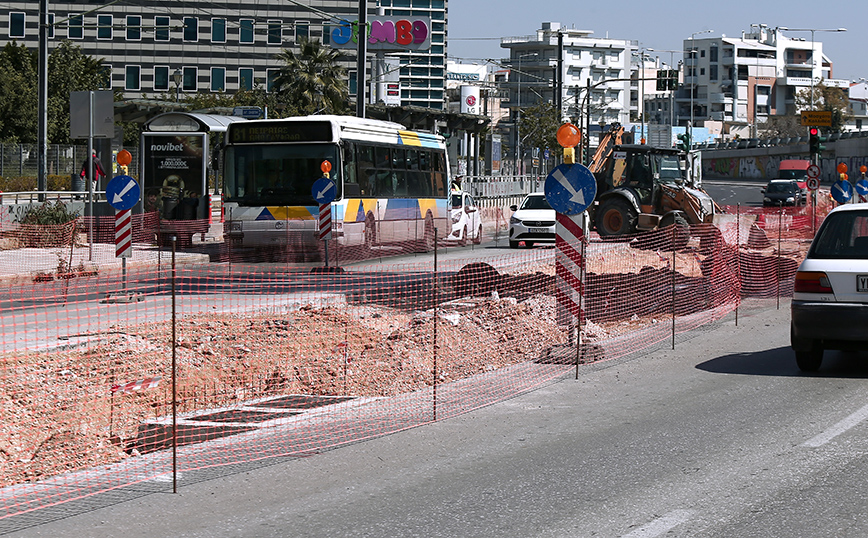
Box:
[343, 142, 359, 197]
[357, 145, 376, 196]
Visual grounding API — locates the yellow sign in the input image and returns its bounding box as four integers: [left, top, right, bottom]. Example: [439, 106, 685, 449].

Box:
[801, 111, 832, 127]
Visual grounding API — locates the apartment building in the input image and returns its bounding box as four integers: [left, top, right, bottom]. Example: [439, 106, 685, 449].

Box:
[501, 22, 635, 128]
[682, 25, 847, 131]
[1, 0, 448, 110]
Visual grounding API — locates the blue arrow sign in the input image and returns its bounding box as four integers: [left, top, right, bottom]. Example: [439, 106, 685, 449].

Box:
[105, 175, 141, 211]
[543, 163, 597, 215]
[855, 179, 868, 198]
[312, 177, 336, 205]
[831, 179, 853, 204]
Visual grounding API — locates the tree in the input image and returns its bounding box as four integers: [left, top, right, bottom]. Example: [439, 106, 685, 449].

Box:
[0, 42, 38, 142]
[46, 40, 111, 145]
[0, 40, 108, 144]
[272, 37, 350, 116]
[794, 80, 850, 132]
[758, 115, 803, 138]
[517, 102, 561, 158]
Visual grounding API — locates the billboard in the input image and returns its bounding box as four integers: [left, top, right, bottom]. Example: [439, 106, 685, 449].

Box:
[331, 16, 431, 51]
[141, 133, 207, 220]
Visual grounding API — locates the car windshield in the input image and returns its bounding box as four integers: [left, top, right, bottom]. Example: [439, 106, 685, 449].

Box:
[451, 193, 462, 207]
[520, 195, 552, 210]
[767, 182, 795, 193]
[809, 210, 868, 259]
[779, 170, 807, 180]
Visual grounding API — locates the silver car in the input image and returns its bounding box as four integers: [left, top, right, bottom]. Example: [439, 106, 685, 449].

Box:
[508, 193, 556, 249]
[791, 203, 868, 371]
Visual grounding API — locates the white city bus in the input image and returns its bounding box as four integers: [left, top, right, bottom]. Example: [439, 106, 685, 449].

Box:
[222, 115, 451, 260]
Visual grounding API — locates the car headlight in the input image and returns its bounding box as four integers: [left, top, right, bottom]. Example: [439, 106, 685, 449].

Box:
[451, 213, 462, 224]
[763, 197, 771, 203]
[786, 197, 794, 202]
[510, 216, 521, 225]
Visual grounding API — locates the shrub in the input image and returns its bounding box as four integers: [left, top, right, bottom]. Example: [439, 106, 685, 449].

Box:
[17, 200, 80, 225]
[16, 201, 80, 248]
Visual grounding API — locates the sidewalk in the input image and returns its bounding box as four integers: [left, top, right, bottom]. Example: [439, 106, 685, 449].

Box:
[0, 241, 211, 286]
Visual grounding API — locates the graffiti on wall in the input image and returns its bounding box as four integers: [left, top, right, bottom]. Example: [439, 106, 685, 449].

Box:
[703, 154, 868, 183]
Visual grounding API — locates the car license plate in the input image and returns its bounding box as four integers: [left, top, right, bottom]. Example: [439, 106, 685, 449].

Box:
[859, 275, 868, 292]
[529, 227, 548, 234]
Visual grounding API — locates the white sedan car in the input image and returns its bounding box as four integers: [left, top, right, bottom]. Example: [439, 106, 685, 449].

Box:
[791, 202, 868, 371]
[444, 190, 483, 246]
[508, 192, 556, 249]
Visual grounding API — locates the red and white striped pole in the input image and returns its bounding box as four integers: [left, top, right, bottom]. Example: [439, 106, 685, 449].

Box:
[115, 208, 132, 258]
[318, 203, 332, 266]
[555, 211, 586, 326]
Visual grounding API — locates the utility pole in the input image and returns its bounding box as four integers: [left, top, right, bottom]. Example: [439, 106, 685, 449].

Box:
[355, 0, 367, 118]
[37, 0, 48, 201]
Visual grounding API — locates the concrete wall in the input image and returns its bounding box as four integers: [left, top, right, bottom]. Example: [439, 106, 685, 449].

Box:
[701, 136, 868, 183]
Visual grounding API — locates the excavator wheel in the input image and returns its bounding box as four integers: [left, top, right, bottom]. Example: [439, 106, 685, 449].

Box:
[659, 214, 690, 250]
[596, 198, 637, 237]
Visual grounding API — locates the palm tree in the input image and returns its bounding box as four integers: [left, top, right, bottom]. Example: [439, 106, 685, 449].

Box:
[273, 37, 350, 116]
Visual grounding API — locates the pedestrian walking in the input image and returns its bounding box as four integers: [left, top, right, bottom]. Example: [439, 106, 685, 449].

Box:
[80, 150, 107, 193]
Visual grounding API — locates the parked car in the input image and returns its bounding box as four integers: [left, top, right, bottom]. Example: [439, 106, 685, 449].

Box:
[791, 203, 868, 371]
[508, 192, 556, 248]
[762, 179, 802, 206]
[445, 190, 483, 246]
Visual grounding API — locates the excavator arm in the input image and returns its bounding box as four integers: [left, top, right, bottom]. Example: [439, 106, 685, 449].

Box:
[587, 124, 624, 174]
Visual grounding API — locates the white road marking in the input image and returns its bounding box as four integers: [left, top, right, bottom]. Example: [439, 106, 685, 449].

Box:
[621, 510, 692, 538]
[802, 403, 868, 448]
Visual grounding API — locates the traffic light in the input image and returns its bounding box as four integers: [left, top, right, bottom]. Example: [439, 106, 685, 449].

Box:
[441, 129, 452, 147]
[809, 127, 826, 156]
[676, 132, 691, 151]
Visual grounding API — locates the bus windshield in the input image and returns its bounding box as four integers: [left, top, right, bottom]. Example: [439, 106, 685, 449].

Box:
[224, 143, 340, 206]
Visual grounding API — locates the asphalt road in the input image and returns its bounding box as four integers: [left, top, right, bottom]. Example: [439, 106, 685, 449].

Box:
[6, 301, 868, 537]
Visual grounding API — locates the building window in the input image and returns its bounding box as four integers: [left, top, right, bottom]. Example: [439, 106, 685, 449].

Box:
[182, 66, 197, 92]
[212, 18, 226, 43]
[349, 70, 357, 95]
[239, 19, 254, 43]
[9, 12, 25, 39]
[709, 64, 718, 81]
[155, 16, 169, 41]
[322, 24, 330, 45]
[154, 65, 169, 91]
[266, 69, 279, 92]
[183, 17, 198, 42]
[47, 13, 54, 38]
[710, 45, 718, 63]
[296, 21, 309, 41]
[700, 49, 705, 58]
[267, 20, 282, 44]
[68, 13, 83, 39]
[125, 65, 141, 91]
[239, 68, 254, 90]
[97, 14, 112, 40]
[211, 67, 226, 92]
[126, 15, 141, 41]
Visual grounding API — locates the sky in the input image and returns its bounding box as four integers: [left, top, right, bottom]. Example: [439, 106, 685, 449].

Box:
[446, 0, 866, 82]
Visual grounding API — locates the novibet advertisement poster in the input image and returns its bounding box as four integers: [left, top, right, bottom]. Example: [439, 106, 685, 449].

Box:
[141, 133, 207, 220]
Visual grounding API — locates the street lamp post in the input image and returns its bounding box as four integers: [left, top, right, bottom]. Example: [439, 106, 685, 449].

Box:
[777, 27, 846, 111]
[633, 49, 652, 144]
[515, 52, 537, 175]
[173, 68, 182, 102]
[687, 29, 713, 142]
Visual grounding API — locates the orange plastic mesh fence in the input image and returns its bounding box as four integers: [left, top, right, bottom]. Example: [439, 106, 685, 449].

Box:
[0, 204, 830, 521]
